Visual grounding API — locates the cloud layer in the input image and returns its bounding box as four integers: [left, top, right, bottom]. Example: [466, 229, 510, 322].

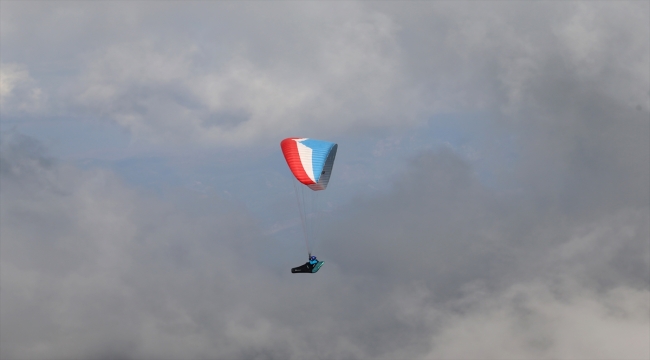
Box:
[3, 2, 646, 147]
[1, 132, 648, 359]
[1, 1, 648, 359]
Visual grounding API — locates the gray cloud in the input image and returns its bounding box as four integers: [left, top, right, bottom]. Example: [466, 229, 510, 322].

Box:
[0, 133, 263, 359]
[0, 63, 45, 114]
[1, 1, 648, 359]
[2, 128, 647, 359]
[426, 282, 649, 360]
[3, 2, 645, 148]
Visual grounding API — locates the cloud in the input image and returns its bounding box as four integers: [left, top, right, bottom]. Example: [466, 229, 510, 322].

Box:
[0, 133, 265, 359]
[1, 2, 648, 359]
[2, 2, 647, 148]
[326, 149, 649, 296]
[379, 1, 649, 114]
[428, 282, 649, 360]
[72, 8, 413, 147]
[1, 134, 648, 360]
[0, 63, 45, 114]
[1, 133, 437, 359]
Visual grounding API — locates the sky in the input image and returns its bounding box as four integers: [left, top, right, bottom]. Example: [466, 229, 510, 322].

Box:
[1, 1, 649, 359]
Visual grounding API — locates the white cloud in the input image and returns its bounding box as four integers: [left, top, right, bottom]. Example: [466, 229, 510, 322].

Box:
[428, 282, 650, 360]
[0, 63, 45, 114]
[73, 9, 414, 147]
[2, 2, 647, 147]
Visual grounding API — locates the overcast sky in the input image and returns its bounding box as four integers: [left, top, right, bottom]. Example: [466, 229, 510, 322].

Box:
[1, 1, 649, 359]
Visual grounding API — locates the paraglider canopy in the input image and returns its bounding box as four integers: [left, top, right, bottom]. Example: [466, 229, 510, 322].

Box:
[281, 137, 338, 270]
[281, 138, 338, 191]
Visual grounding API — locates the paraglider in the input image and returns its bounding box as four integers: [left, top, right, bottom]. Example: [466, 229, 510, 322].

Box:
[291, 255, 325, 274]
[281, 138, 338, 274]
